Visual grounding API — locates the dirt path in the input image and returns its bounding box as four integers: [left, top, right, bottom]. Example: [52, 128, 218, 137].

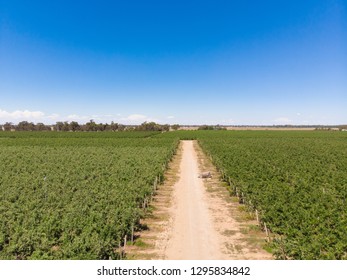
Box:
[164, 140, 223, 259]
[128, 140, 271, 260]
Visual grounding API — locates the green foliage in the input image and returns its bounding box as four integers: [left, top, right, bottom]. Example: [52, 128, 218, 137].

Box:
[170, 124, 180, 131]
[0, 131, 161, 139]
[196, 130, 347, 259]
[2, 130, 346, 259]
[0, 132, 177, 259]
[136, 122, 170, 132]
[198, 125, 226, 130]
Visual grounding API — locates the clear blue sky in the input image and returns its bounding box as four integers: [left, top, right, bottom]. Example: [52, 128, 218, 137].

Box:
[1, 0, 346, 125]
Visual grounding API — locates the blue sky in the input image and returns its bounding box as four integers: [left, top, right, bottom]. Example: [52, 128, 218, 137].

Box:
[1, 0, 346, 125]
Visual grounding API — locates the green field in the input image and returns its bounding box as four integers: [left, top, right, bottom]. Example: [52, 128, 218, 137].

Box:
[196, 131, 347, 259]
[158, 130, 347, 259]
[0, 132, 177, 259]
[0, 130, 346, 259]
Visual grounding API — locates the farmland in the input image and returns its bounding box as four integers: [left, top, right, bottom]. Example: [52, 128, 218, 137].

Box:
[0, 132, 177, 259]
[0, 130, 346, 259]
[155, 130, 347, 259]
[196, 131, 347, 259]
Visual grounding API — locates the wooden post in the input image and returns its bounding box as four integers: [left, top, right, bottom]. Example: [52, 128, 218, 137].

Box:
[255, 209, 259, 224]
[229, 177, 235, 195]
[264, 222, 270, 242]
[154, 176, 158, 190]
[124, 235, 127, 252]
[119, 241, 122, 259]
[131, 225, 134, 243]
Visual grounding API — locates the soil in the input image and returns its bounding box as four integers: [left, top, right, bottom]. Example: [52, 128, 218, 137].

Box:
[127, 140, 272, 260]
[164, 140, 223, 259]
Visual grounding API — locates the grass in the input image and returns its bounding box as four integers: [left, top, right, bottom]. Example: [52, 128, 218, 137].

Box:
[223, 229, 238, 236]
[133, 239, 150, 248]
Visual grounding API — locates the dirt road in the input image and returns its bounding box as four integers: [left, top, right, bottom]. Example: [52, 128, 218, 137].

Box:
[129, 140, 271, 260]
[164, 140, 223, 259]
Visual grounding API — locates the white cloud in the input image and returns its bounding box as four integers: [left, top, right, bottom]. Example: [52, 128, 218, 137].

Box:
[47, 114, 60, 120]
[0, 109, 161, 125]
[124, 114, 147, 121]
[66, 114, 91, 121]
[120, 114, 159, 124]
[220, 118, 235, 124]
[69, 114, 121, 122]
[0, 109, 45, 122]
[167, 116, 175, 119]
[0, 109, 44, 119]
[0, 109, 105, 124]
[273, 117, 293, 124]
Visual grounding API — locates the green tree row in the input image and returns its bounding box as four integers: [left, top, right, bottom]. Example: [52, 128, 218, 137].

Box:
[1, 121, 180, 132]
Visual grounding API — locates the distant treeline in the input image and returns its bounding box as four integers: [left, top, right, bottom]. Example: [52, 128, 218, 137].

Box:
[1, 121, 346, 132]
[198, 125, 227, 130]
[0, 120, 181, 132]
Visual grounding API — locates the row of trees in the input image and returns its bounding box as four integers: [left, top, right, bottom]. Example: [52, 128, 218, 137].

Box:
[198, 124, 227, 130]
[1, 121, 181, 132]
